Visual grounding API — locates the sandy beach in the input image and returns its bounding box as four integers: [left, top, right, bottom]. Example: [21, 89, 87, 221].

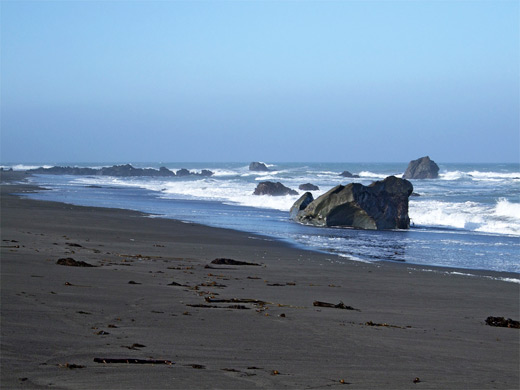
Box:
[1, 178, 519, 389]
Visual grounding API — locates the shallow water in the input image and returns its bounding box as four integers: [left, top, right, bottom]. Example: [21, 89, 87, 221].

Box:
[10, 161, 519, 274]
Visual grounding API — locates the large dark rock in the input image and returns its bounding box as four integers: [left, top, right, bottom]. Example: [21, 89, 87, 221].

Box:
[249, 162, 270, 172]
[253, 181, 298, 196]
[289, 192, 314, 219]
[299, 183, 319, 191]
[403, 156, 439, 179]
[339, 171, 360, 178]
[291, 176, 413, 230]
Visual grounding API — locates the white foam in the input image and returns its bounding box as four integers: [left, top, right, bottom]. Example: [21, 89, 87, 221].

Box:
[410, 198, 520, 236]
[468, 170, 520, 180]
[440, 169, 520, 182]
[211, 169, 243, 177]
[337, 253, 372, 263]
[2, 164, 55, 171]
[358, 171, 394, 179]
[497, 277, 520, 284]
[416, 268, 520, 284]
[495, 198, 520, 218]
[439, 171, 468, 181]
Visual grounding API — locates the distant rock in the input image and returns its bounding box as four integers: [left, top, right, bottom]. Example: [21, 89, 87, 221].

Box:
[339, 171, 360, 178]
[402, 156, 439, 179]
[249, 162, 270, 172]
[28, 164, 212, 178]
[99, 164, 175, 177]
[299, 183, 319, 191]
[175, 168, 190, 177]
[253, 181, 298, 196]
[291, 176, 413, 230]
[159, 167, 175, 176]
[29, 166, 98, 175]
[289, 192, 314, 220]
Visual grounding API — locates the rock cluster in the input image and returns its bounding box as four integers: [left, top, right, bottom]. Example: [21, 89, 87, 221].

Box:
[28, 164, 213, 177]
[291, 176, 413, 230]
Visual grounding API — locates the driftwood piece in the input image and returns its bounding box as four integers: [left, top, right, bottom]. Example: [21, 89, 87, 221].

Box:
[56, 258, 95, 267]
[66, 243, 83, 248]
[186, 304, 249, 310]
[364, 321, 407, 329]
[313, 301, 360, 311]
[93, 358, 173, 365]
[211, 258, 260, 266]
[167, 281, 187, 287]
[205, 297, 268, 306]
[485, 316, 520, 329]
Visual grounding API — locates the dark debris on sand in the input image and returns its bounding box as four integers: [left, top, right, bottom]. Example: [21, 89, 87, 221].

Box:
[210, 258, 260, 266]
[485, 316, 520, 329]
[56, 258, 96, 267]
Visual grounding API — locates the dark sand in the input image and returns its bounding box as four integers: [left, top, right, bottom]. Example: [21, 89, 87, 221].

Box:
[1, 177, 519, 389]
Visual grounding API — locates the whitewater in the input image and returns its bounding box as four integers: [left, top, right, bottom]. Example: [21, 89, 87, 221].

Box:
[5, 162, 520, 274]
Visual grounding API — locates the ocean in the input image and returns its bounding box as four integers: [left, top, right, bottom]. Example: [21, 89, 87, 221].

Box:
[5, 162, 520, 276]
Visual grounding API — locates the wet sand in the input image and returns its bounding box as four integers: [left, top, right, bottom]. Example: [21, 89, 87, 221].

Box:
[1, 179, 519, 389]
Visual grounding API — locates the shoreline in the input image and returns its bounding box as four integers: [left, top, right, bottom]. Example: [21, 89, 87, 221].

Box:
[1, 180, 519, 389]
[5, 173, 519, 279]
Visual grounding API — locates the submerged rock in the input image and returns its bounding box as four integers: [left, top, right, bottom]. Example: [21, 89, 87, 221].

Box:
[249, 162, 270, 172]
[253, 181, 298, 196]
[403, 156, 439, 179]
[291, 176, 413, 230]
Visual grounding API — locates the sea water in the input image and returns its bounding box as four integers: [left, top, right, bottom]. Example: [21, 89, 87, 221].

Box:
[6, 162, 519, 274]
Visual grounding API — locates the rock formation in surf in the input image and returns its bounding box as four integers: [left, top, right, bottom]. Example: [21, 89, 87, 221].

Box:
[402, 156, 439, 179]
[28, 164, 213, 177]
[339, 171, 360, 178]
[253, 181, 298, 196]
[299, 183, 319, 191]
[249, 162, 270, 172]
[291, 176, 413, 230]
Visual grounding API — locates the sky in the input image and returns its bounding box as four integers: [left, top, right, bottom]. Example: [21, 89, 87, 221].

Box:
[1, 0, 518, 163]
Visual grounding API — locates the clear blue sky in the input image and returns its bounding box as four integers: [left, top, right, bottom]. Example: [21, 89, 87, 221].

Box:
[1, 0, 518, 163]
